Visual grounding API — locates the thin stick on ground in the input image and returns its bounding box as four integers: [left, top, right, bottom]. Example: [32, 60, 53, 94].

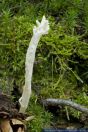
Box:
[42, 98, 88, 114]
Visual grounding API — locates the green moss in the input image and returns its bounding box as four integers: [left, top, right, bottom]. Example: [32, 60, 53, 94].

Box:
[0, 0, 88, 131]
[26, 93, 52, 132]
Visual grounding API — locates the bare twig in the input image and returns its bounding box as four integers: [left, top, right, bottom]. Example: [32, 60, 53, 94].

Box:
[42, 98, 88, 114]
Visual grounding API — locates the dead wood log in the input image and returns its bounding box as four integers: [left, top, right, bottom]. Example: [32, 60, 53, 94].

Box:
[0, 93, 29, 132]
[41, 98, 88, 114]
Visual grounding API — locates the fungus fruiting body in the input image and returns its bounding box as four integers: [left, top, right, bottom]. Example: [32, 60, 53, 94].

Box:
[19, 16, 49, 113]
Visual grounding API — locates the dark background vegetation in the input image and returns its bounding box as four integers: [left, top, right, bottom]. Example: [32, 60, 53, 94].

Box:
[0, 0, 88, 131]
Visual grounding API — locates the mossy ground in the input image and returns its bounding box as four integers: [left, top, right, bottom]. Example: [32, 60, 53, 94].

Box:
[0, 0, 88, 131]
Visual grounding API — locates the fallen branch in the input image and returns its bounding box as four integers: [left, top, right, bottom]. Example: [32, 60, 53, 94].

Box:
[42, 98, 88, 114]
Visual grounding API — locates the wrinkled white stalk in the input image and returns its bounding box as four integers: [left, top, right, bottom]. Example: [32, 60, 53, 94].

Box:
[19, 35, 40, 113]
[19, 16, 49, 113]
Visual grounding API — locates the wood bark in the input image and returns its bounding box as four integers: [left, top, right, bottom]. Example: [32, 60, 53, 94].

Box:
[0, 93, 27, 132]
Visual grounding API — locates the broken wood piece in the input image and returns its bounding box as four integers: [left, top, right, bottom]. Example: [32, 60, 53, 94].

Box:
[25, 116, 34, 121]
[10, 118, 25, 132]
[0, 118, 25, 132]
[0, 119, 13, 132]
